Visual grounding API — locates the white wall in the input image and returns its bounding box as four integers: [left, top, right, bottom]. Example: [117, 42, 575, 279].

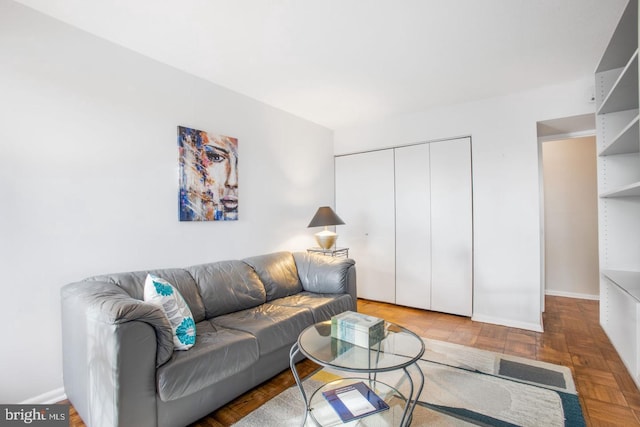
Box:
[542, 137, 599, 299]
[334, 78, 596, 331]
[0, 1, 334, 403]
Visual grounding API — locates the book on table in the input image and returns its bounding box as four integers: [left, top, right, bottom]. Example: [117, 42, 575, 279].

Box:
[322, 381, 390, 423]
[331, 311, 384, 348]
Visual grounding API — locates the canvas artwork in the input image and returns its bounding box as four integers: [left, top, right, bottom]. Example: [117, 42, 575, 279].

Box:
[178, 126, 238, 221]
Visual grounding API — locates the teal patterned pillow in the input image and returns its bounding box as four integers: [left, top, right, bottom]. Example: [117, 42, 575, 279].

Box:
[144, 274, 196, 350]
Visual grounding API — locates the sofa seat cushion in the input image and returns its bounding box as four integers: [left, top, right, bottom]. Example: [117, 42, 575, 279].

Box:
[269, 292, 354, 323]
[156, 320, 258, 402]
[212, 304, 314, 355]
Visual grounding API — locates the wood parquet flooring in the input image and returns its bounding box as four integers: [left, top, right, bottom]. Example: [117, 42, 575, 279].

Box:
[62, 296, 640, 426]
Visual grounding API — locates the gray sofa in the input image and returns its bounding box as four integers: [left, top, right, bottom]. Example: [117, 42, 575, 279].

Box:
[61, 251, 356, 427]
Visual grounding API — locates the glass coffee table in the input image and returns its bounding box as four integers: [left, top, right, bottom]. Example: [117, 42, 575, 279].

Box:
[289, 319, 425, 426]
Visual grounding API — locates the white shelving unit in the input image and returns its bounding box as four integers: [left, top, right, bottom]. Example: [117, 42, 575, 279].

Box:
[598, 50, 638, 115]
[599, 114, 639, 156]
[603, 270, 640, 302]
[595, 0, 640, 389]
[600, 181, 640, 198]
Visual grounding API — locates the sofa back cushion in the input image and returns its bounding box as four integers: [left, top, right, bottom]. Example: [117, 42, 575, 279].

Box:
[243, 252, 303, 301]
[187, 260, 267, 318]
[88, 268, 207, 323]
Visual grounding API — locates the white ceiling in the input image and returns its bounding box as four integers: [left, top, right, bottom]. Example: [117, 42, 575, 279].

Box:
[14, 0, 628, 129]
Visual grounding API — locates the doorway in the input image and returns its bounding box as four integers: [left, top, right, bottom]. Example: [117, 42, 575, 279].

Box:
[537, 114, 600, 308]
[541, 136, 599, 299]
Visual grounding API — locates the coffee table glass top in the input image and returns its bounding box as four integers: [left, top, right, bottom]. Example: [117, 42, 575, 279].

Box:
[297, 320, 425, 372]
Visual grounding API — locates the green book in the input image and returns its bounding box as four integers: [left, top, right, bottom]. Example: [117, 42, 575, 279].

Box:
[331, 311, 384, 347]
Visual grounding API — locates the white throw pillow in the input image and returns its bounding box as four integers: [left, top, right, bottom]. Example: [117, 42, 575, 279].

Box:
[144, 274, 196, 350]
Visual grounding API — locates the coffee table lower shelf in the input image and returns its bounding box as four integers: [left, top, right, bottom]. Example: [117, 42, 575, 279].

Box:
[308, 378, 408, 426]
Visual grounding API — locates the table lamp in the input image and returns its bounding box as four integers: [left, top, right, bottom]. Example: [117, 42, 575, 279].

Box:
[307, 206, 345, 250]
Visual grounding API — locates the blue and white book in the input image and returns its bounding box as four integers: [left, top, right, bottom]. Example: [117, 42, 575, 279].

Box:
[322, 381, 389, 423]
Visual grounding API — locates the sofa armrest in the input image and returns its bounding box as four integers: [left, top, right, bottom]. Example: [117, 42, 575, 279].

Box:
[61, 281, 172, 427]
[62, 281, 174, 366]
[293, 253, 357, 310]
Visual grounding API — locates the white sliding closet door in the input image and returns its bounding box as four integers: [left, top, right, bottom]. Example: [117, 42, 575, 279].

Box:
[335, 150, 396, 303]
[395, 144, 431, 309]
[430, 137, 473, 316]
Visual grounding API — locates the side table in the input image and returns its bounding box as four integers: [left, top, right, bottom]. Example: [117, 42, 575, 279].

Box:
[307, 247, 349, 258]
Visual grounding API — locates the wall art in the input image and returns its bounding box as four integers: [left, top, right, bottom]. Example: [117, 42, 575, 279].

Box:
[178, 126, 238, 221]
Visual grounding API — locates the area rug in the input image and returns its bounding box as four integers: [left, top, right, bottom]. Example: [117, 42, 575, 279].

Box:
[232, 338, 585, 427]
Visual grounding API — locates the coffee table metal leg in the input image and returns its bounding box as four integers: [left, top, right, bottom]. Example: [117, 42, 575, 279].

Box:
[399, 361, 425, 427]
[289, 343, 309, 426]
[368, 340, 382, 383]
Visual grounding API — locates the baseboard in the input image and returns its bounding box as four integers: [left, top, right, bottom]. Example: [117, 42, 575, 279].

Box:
[19, 387, 67, 405]
[545, 290, 599, 301]
[471, 314, 544, 332]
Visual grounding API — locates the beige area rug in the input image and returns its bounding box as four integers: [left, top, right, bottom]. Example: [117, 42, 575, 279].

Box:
[232, 338, 584, 427]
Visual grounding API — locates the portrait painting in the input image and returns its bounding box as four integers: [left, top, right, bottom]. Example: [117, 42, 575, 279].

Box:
[178, 126, 238, 221]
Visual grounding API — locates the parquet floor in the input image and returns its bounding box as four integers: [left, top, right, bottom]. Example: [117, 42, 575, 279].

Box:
[63, 296, 640, 426]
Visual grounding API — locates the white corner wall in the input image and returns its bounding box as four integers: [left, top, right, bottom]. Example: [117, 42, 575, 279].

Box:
[334, 78, 596, 332]
[0, 1, 334, 403]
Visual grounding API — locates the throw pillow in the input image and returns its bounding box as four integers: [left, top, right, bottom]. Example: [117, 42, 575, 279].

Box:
[144, 274, 196, 350]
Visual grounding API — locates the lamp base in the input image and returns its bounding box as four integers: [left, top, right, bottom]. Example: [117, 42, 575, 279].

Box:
[315, 230, 337, 250]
